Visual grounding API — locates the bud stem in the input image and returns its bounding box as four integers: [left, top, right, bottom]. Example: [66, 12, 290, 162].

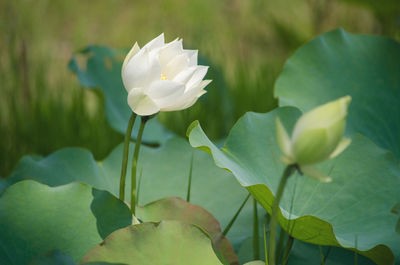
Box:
[131, 116, 148, 214]
[119, 113, 136, 201]
[253, 198, 260, 260]
[268, 165, 296, 265]
[281, 235, 294, 265]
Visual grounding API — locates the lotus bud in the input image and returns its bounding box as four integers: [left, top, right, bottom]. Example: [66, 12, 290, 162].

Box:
[276, 96, 352, 182]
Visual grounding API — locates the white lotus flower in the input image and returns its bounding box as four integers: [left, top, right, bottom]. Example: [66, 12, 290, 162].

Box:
[276, 96, 352, 182]
[122, 33, 211, 116]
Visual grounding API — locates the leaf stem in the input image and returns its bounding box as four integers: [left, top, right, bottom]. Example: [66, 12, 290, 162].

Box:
[319, 245, 324, 265]
[136, 167, 143, 207]
[131, 116, 148, 214]
[263, 224, 269, 265]
[186, 153, 194, 202]
[268, 165, 296, 265]
[222, 193, 250, 236]
[253, 198, 260, 260]
[281, 236, 294, 265]
[119, 113, 136, 201]
[324, 247, 332, 264]
[276, 228, 286, 264]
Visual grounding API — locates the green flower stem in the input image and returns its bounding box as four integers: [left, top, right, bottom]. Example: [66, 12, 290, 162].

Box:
[281, 236, 294, 265]
[318, 245, 332, 265]
[136, 168, 143, 207]
[222, 193, 250, 236]
[263, 224, 269, 265]
[323, 247, 332, 264]
[268, 165, 296, 265]
[253, 198, 260, 260]
[276, 228, 286, 264]
[319, 245, 324, 265]
[119, 113, 136, 201]
[130, 116, 148, 214]
[186, 153, 194, 202]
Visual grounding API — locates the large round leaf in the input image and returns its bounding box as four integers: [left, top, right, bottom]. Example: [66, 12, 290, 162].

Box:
[187, 107, 400, 265]
[287, 240, 375, 265]
[274, 29, 400, 159]
[31, 250, 126, 265]
[3, 136, 254, 249]
[237, 237, 375, 265]
[137, 197, 238, 265]
[81, 221, 223, 265]
[30, 250, 77, 265]
[392, 203, 400, 235]
[0, 180, 132, 265]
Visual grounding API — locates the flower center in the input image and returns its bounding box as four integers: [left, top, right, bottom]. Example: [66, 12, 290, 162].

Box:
[161, 73, 167, 80]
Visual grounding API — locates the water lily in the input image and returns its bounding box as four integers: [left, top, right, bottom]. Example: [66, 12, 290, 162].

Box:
[276, 95, 352, 182]
[122, 33, 211, 116]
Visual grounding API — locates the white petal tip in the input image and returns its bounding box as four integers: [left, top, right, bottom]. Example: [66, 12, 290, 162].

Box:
[276, 117, 292, 158]
[329, 138, 352, 159]
[301, 166, 332, 183]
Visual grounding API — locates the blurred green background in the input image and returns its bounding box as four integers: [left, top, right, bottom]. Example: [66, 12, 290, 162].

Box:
[1, 0, 399, 177]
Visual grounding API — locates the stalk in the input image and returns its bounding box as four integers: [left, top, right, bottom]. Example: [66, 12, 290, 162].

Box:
[253, 198, 260, 260]
[281, 236, 294, 265]
[222, 193, 251, 236]
[263, 224, 269, 265]
[276, 228, 286, 264]
[268, 165, 296, 265]
[186, 153, 194, 202]
[130, 116, 148, 214]
[119, 113, 136, 200]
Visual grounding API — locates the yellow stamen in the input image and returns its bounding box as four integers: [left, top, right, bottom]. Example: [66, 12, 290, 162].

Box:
[161, 74, 167, 80]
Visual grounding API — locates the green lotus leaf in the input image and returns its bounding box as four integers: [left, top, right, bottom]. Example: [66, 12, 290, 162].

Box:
[274, 29, 400, 159]
[3, 136, 255, 250]
[137, 197, 238, 265]
[0, 180, 132, 265]
[237, 236, 374, 265]
[81, 221, 223, 265]
[187, 107, 400, 265]
[30, 250, 77, 265]
[30, 250, 126, 265]
[287, 240, 375, 265]
[391, 202, 400, 235]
